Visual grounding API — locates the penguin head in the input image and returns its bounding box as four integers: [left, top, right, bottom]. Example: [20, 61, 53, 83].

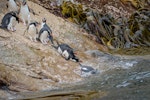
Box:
[10, 11, 19, 23]
[22, 0, 27, 6]
[48, 35, 54, 44]
[73, 57, 79, 62]
[70, 52, 79, 62]
[70, 56, 79, 62]
[42, 18, 46, 23]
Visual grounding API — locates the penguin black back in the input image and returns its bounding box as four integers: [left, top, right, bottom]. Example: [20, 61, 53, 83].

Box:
[26, 21, 38, 32]
[37, 18, 53, 44]
[0, 11, 19, 29]
[52, 40, 73, 52]
[59, 44, 73, 51]
[38, 26, 51, 39]
[67, 49, 79, 62]
[43, 24, 52, 34]
[41, 18, 52, 34]
[52, 40, 79, 62]
[29, 22, 38, 27]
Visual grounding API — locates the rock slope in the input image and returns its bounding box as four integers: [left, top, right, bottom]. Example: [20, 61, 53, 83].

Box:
[0, 0, 106, 94]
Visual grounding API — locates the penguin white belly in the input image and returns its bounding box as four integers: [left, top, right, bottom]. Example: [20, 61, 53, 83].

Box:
[8, 0, 18, 12]
[40, 31, 49, 44]
[27, 25, 37, 41]
[12, 17, 17, 27]
[57, 47, 63, 54]
[20, 5, 30, 24]
[41, 23, 45, 29]
[62, 50, 69, 59]
[28, 25, 37, 36]
[7, 16, 17, 31]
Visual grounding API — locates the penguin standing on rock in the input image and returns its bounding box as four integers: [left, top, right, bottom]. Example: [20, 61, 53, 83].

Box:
[37, 18, 53, 44]
[20, 0, 30, 25]
[52, 40, 79, 62]
[0, 11, 19, 32]
[7, 0, 19, 12]
[24, 21, 39, 42]
[41, 18, 53, 36]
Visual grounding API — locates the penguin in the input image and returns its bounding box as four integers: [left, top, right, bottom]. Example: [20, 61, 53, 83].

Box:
[24, 21, 39, 42]
[0, 11, 19, 32]
[37, 28, 54, 45]
[20, 0, 30, 25]
[41, 18, 52, 34]
[52, 40, 79, 62]
[7, 0, 19, 12]
[79, 63, 98, 75]
[37, 18, 53, 44]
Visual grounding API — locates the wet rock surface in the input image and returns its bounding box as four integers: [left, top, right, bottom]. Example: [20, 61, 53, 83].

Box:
[8, 52, 150, 100]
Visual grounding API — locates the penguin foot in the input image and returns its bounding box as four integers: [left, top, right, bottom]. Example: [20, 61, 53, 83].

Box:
[11, 28, 16, 32]
[12, 30, 16, 32]
[41, 41, 48, 45]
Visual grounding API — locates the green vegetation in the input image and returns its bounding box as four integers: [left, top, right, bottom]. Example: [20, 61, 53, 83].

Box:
[120, 0, 150, 9]
[61, 1, 150, 51]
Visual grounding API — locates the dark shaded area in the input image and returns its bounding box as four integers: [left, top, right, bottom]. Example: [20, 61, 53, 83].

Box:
[0, 80, 9, 90]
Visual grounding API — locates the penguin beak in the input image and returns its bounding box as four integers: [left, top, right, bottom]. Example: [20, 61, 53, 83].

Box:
[48, 35, 54, 44]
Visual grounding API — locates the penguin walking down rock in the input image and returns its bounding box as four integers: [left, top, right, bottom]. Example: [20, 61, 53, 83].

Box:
[37, 28, 54, 45]
[24, 21, 39, 42]
[52, 40, 79, 62]
[20, 0, 30, 25]
[37, 18, 53, 44]
[0, 11, 19, 32]
[41, 18, 52, 32]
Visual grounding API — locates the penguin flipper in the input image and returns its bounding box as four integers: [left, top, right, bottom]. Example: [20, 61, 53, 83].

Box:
[48, 35, 54, 44]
